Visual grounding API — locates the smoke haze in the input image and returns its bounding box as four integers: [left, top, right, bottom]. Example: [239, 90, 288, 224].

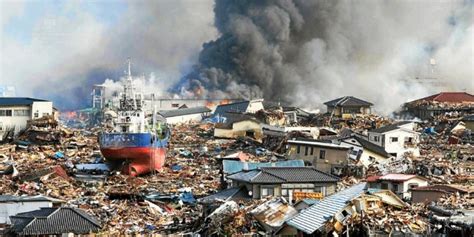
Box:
[1, 0, 473, 114]
[181, 0, 473, 114]
[1, 0, 217, 109]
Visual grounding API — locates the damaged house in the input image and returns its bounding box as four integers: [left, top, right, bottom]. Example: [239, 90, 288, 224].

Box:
[324, 96, 373, 119]
[282, 183, 367, 236]
[367, 121, 420, 157]
[227, 167, 339, 202]
[367, 174, 428, 199]
[287, 139, 350, 175]
[214, 114, 263, 141]
[0, 97, 53, 141]
[403, 92, 474, 120]
[340, 135, 391, 168]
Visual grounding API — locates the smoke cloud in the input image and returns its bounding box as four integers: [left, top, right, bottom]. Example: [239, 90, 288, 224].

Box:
[1, 0, 472, 114]
[1, 0, 217, 109]
[181, 0, 473, 114]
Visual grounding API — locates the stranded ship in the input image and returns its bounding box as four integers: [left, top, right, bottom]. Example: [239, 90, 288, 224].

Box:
[99, 61, 169, 176]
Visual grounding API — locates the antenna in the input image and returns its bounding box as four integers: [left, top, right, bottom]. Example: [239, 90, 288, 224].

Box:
[127, 58, 132, 79]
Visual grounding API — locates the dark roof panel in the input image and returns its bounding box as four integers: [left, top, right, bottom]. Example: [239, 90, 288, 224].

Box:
[324, 96, 373, 107]
[10, 207, 101, 235]
[0, 97, 49, 106]
[348, 136, 390, 158]
[214, 101, 250, 116]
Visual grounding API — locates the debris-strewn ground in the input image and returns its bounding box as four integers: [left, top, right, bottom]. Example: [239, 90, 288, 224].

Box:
[1, 109, 473, 236]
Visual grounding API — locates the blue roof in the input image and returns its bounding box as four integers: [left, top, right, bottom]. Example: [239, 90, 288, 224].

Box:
[286, 183, 367, 234]
[0, 97, 49, 106]
[214, 101, 249, 117]
[223, 160, 305, 174]
[300, 198, 320, 205]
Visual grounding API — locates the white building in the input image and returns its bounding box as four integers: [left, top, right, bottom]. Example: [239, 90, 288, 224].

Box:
[158, 106, 211, 124]
[367, 121, 420, 158]
[0, 97, 53, 140]
[367, 174, 429, 199]
[0, 195, 63, 225]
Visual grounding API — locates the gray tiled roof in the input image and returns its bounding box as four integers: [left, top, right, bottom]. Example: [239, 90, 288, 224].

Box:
[323, 96, 373, 107]
[369, 121, 412, 133]
[10, 207, 101, 235]
[159, 106, 211, 118]
[287, 183, 367, 234]
[227, 167, 340, 184]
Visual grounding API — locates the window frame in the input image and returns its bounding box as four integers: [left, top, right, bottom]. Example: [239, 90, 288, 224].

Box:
[319, 150, 326, 159]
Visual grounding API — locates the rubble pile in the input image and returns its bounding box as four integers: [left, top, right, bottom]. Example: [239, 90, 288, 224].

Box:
[0, 98, 472, 236]
[0, 121, 278, 234]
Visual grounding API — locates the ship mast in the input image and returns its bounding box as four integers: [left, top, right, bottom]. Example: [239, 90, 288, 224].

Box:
[121, 58, 137, 111]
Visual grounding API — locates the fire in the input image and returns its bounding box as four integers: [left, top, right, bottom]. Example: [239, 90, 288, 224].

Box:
[63, 111, 77, 120]
[219, 99, 230, 105]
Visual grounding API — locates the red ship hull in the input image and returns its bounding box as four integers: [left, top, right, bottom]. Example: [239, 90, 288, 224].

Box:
[100, 147, 166, 176]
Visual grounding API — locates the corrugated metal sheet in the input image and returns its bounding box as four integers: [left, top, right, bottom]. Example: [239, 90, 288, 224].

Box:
[286, 183, 367, 234]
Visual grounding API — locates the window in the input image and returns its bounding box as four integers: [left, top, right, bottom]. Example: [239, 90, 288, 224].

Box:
[34, 112, 39, 118]
[373, 136, 379, 142]
[310, 147, 314, 155]
[0, 109, 12, 116]
[390, 137, 398, 142]
[392, 184, 399, 193]
[14, 109, 30, 116]
[304, 146, 308, 155]
[319, 150, 326, 159]
[281, 189, 288, 196]
[297, 145, 300, 154]
[381, 183, 388, 189]
[42, 113, 49, 117]
[408, 183, 419, 190]
[261, 187, 274, 197]
[171, 103, 179, 108]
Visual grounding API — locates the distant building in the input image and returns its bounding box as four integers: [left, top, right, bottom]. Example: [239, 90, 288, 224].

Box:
[0, 97, 53, 140]
[287, 139, 350, 175]
[367, 174, 428, 199]
[214, 99, 264, 117]
[158, 106, 211, 124]
[324, 96, 373, 119]
[227, 167, 339, 202]
[9, 207, 101, 235]
[0, 195, 63, 226]
[367, 121, 419, 158]
[403, 92, 474, 120]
